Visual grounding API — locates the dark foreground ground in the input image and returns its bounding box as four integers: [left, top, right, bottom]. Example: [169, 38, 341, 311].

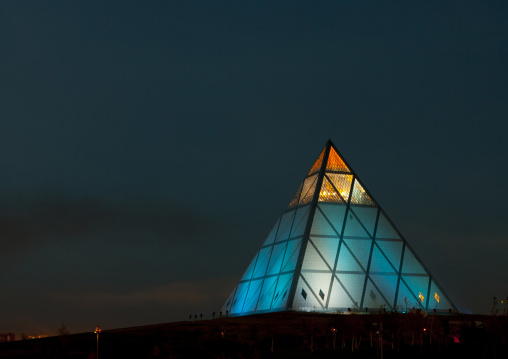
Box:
[1, 312, 507, 358]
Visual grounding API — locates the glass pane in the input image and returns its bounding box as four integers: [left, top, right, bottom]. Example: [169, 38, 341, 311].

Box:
[429, 280, 455, 311]
[350, 178, 374, 205]
[334, 273, 365, 309]
[302, 242, 331, 271]
[369, 246, 397, 274]
[266, 242, 287, 275]
[326, 173, 353, 202]
[292, 276, 324, 310]
[402, 275, 430, 308]
[241, 253, 259, 281]
[326, 147, 350, 172]
[308, 148, 325, 176]
[262, 217, 281, 246]
[290, 205, 310, 238]
[281, 239, 301, 272]
[302, 271, 333, 306]
[376, 240, 403, 272]
[336, 244, 364, 272]
[343, 211, 371, 238]
[328, 277, 357, 309]
[350, 206, 378, 237]
[231, 281, 250, 314]
[242, 279, 264, 313]
[275, 209, 296, 243]
[299, 175, 318, 205]
[401, 248, 427, 274]
[342, 238, 372, 270]
[396, 280, 419, 311]
[363, 278, 390, 310]
[310, 207, 340, 236]
[375, 212, 400, 239]
[287, 182, 303, 209]
[252, 247, 271, 278]
[256, 276, 278, 311]
[370, 274, 398, 308]
[309, 236, 340, 269]
[318, 177, 343, 203]
[271, 273, 293, 309]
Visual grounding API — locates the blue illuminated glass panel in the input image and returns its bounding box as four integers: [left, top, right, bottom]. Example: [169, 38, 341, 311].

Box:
[302, 271, 332, 306]
[310, 207, 340, 236]
[363, 279, 390, 309]
[350, 206, 378, 236]
[336, 244, 364, 272]
[256, 276, 278, 311]
[376, 240, 403, 272]
[242, 279, 264, 313]
[342, 238, 371, 269]
[231, 281, 250, 314]
[266, 242, 286, 276]
[302, 242, 330, 271]
[375, 212, 400, 239]
[319, 203, 347, 232]
[369, 246, 397, 274]
[275, 210, 296, 243]
[309, 236, 339, 268]
[262, 218, 280, 246]
[290, 205, 310, 238]
[271, 273, 293, 309]
[281, 239, 301, 272]
[401, 248, 426, 274]
[343, 211, 371, 238]
[370, 274, 398, 307]
[334, 273, 365, 308]
[252, 247, 271, 278]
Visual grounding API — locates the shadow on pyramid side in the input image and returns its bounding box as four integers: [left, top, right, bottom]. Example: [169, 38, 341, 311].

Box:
[222, 140, 458, 316]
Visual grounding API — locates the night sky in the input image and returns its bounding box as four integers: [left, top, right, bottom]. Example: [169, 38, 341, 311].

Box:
[1, 1, 507, 336]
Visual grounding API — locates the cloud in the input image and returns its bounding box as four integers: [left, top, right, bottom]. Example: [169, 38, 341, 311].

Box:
[0, 194, 226, 258]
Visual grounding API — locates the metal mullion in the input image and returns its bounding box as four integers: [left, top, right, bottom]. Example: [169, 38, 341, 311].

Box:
[266, 205, 301, 310]
[323, 173, 347, 205]
[425, 275, 432, 311]
[359, 208, 381, 310]
[365, 276, 393, 311]
[372, 240, 401, 274]
[325, 168, 355, 308]
[286, 141, 332, 310]
[397, 276, 423, 308]
[330, 273, 357, 309]
[306, 238, 334, 271]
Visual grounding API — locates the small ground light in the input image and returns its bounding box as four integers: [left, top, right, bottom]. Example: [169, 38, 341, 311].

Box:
[94, 326, 101, 359]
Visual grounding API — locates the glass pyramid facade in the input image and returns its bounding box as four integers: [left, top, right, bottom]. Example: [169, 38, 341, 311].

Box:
[222, 140, 458, 316]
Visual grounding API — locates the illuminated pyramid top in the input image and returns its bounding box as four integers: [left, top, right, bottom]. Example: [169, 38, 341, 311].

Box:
[222, 140, 458, 315]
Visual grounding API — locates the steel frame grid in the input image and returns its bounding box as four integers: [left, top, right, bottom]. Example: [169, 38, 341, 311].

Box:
[223, 140, 459, 316]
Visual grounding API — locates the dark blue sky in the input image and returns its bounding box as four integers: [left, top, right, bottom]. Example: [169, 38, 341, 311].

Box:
[1, 1, 507, 335]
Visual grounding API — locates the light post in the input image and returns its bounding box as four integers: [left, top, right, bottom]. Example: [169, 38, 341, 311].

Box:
[94, 326, 101, 359]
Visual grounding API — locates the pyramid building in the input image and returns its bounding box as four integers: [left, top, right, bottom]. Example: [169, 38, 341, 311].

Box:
[222, 140, 458, 316]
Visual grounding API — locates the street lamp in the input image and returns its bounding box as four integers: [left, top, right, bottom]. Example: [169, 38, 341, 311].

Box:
[94, 326, 101, 359]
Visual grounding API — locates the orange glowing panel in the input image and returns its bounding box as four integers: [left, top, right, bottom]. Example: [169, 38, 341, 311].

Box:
[287, 183, 303, 209]
[299, 175, 318, 205]
[419, 292, 425, 303]
[326, 173, 353, 202]
[326, 147, 350, 172]
[319, 178, 342, 203]
[435, 292, 440, 303]
[308, 148, 325, 176]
